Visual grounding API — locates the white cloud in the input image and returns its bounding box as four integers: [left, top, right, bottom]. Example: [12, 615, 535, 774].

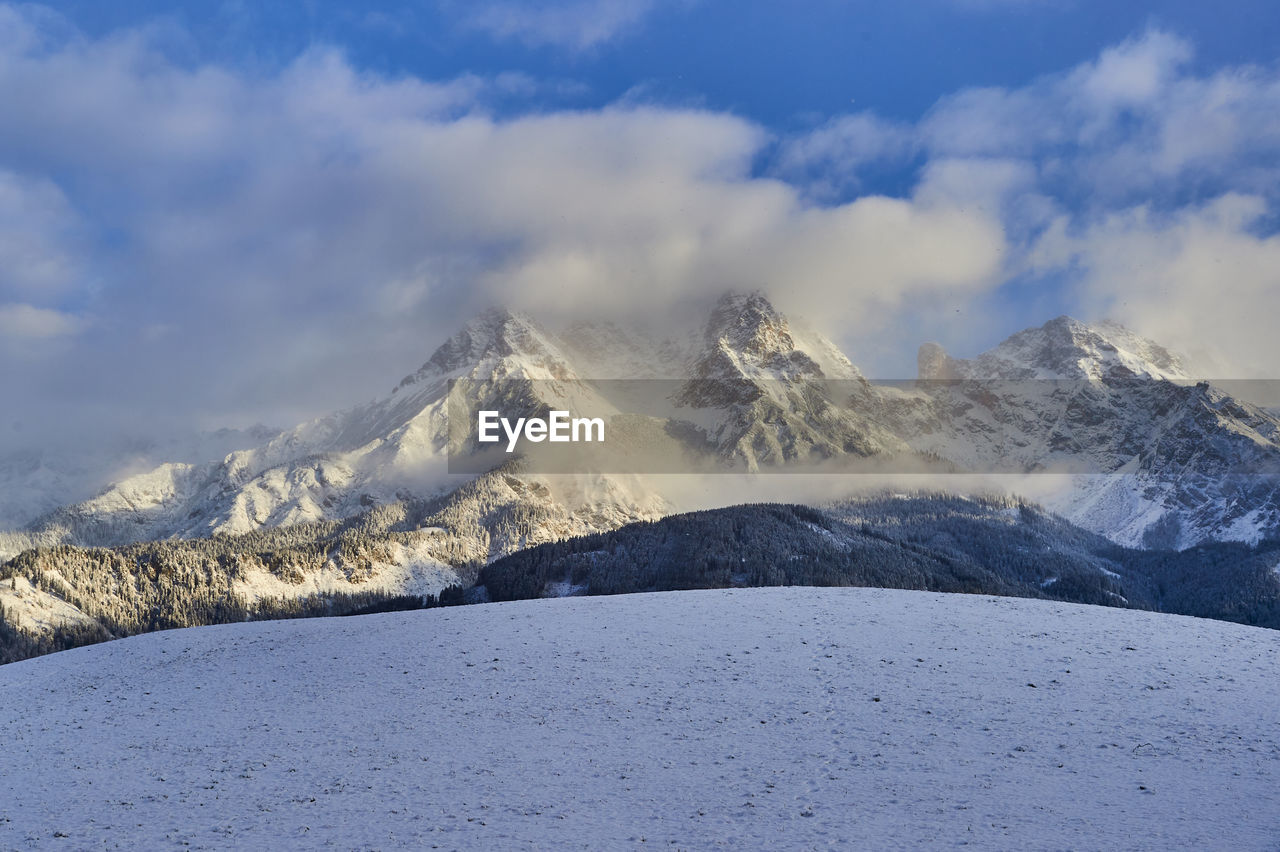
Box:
[451, 0, 664, 51]
[919, 29, 1280, 203]
[1071, 28, 1191, 110]
[774, 113, 915, 199]
[0, 302, 82, 340]
[0, 3, 1007, 441]
[1, 3, 1277, 453]
[0, 170, 84, 298]
[400, 106, 1006, 332]
[1030, 194, 1280, 377]
[873, 28, 1280, 374]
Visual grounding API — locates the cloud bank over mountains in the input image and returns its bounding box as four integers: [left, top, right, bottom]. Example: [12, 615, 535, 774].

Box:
[1, 4, 1278, 451]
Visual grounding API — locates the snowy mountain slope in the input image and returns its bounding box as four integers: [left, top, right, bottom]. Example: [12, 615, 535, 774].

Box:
[2, 588, 1277, 850]
[558, 318, 699, 379]
[3, 293, 897, 557]
[919, 315, 1196, 383]
[658, 302, 1280, 551]
[8, 295, 1280, 566]
[673, 292, 911, 468]
[9, 309, 661, 560]
[0, 574, 100, 636]
[901, 317, 1280, 547]
[0, 460, 674, 662]
[0, 426, 280, 533]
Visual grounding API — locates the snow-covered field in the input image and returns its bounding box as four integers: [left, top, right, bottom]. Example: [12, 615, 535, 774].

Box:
[1, 588, 1277, 850]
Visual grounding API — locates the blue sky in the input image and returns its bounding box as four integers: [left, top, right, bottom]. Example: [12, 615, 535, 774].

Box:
[2, 0, 1280, 444]
[46, 0, 1280, 124]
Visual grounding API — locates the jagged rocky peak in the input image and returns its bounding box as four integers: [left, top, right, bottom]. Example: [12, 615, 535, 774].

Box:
[1091, 319, 1193, 379]
[422, 308, 554, 373]
[917, 342, 959, 381]
[686, 291, 828, 380]
[704, 291, 797, 357]
[958, 315, 1195, 382]
[394, 308, 572, 392]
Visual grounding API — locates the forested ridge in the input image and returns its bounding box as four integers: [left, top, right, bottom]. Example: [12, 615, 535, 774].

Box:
[482, 496, 1280, 628]
[0, 496, 482, 663]
[5, 493, 1279, 664]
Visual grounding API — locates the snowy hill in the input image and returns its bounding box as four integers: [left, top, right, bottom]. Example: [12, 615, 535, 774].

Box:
[1, 588, 1277, 849]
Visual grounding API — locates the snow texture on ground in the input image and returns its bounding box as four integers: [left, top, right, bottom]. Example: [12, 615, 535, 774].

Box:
[1, 588, 1277, 850]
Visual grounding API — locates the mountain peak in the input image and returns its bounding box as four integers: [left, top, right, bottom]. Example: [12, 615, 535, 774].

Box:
[394, 308, 565, 393]
[963, 315, 1194, 382]
[704, 291, 796, 357]
[918, 342, 959, 381]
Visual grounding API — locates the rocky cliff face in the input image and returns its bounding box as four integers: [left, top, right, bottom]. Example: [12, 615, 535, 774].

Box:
[897, 317, 1280, 548]
[671, 293, 907, 469]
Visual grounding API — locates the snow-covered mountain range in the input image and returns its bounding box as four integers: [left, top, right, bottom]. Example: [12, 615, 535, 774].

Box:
[7, 291, 1278, 561]
[0, 426, 279, 533]
[5, 292, 1280, 657]
[904, 316, 1280, 547]
[1, 309, 669, 561]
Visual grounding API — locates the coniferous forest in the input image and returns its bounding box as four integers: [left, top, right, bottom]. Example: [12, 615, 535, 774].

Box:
[7, 492, 1277, 664]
